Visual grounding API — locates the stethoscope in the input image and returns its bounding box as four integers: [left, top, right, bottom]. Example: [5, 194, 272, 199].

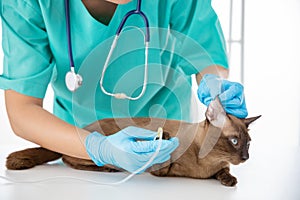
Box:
[64, 0, 150, 100]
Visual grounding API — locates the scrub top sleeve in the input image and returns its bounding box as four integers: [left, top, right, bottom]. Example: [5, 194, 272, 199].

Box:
[0, 1, 54, 98]
[170, 0, 229, 75]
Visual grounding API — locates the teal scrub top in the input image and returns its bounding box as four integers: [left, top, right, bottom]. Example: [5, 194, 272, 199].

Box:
[0, 0, 228, 128]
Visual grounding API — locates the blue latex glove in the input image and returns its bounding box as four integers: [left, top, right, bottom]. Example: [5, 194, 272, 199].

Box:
[197, 74, 248, 118]
[85, 126, 179, 173]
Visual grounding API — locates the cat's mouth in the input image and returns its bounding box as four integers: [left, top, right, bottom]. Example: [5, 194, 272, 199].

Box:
[230, 158, 247, 165]
[231, 160, 241, 165]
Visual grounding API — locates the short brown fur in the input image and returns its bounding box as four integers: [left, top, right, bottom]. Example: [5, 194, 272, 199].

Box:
[6, 111, 260, 187]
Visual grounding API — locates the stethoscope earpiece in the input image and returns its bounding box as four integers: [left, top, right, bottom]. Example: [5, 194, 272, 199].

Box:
[65, 69, 83, 92]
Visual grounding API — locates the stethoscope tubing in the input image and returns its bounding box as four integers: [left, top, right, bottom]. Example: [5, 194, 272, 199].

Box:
[116, 8, 150, 42]
[65, 0, 75, 68]
[65, 0, 150, 99]
[100, 0, 150, 100]
[100, 38, 149, 101]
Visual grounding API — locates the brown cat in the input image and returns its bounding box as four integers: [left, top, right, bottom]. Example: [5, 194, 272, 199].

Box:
[6, 98, 260, 187]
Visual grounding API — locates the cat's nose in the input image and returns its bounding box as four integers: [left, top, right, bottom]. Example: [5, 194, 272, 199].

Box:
[241, 154, 249, 161]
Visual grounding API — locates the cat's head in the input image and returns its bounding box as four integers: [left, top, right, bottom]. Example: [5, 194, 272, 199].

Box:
[199, 98, 261, 165]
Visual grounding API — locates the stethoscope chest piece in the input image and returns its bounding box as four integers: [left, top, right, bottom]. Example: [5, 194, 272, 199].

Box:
[65, 69, 83, 92]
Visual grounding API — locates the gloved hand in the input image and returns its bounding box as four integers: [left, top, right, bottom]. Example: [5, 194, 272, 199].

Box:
[197, 74, 248, 118]
[85, 126, 179, 173]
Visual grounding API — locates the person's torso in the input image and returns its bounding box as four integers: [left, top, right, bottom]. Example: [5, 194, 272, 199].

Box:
[39, 0, 194, 127]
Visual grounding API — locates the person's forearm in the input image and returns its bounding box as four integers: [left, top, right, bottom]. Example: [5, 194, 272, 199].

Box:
[5, 90, 91, 160]
[196, 65, 229, 85]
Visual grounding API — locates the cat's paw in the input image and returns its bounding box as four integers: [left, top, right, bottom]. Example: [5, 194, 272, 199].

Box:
[6, 154, 36, 170]
[215, 167, 238, 187]
[6, 147, 61, 170]
[219, 173, 237, 186]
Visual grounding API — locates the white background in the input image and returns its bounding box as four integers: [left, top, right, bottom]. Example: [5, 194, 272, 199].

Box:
[0, 0, 300, 147]
[0, 1, 300, 200]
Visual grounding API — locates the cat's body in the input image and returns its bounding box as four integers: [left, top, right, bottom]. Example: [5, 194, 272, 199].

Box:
[6, 99, 260, 187]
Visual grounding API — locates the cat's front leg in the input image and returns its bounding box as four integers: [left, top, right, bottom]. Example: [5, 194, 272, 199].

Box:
[214, 167, 237, 186]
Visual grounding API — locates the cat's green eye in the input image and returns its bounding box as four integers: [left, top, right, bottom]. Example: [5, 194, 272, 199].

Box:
[230, 138, 238, 145]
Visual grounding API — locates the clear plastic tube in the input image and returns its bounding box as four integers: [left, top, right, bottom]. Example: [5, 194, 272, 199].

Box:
[0, 128, 164, 186]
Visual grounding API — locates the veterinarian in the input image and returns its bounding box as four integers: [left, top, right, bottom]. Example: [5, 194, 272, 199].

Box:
[0, 0, 247, 173]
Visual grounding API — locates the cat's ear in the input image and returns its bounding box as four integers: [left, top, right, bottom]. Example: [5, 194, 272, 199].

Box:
[243, 115, 261, 128]
[205, 97, 227, 129]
